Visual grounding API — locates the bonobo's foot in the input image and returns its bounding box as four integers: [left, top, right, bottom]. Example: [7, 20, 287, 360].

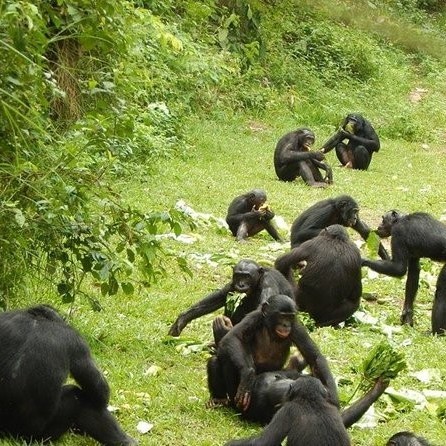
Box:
[206, 397, 230, 409]
[309, 182, 329, 188]
[401, 310, 414, 326]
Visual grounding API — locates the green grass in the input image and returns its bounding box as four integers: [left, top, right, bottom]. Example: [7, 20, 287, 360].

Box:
[18, 110, 446, 445]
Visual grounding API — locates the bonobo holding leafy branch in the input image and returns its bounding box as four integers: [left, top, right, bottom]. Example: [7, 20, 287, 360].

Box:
[321, 113, 380, 170]
[168, 259, 294, 344]
[226, 189, 282, 242]
[362, 210, 446, 334]
[274, 127, 333, 187]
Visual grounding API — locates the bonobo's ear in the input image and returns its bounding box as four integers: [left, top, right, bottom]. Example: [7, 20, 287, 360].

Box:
[261, 300, 269, 315]
[390, 210, 401, 223]
[258, 266, 265, 277]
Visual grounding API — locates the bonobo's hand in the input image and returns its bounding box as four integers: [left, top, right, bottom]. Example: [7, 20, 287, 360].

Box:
[235, 369, 255, 412]
[310, 151, 325, 161]
[168, 318, 184, 337]
[339, 128, 352, 138]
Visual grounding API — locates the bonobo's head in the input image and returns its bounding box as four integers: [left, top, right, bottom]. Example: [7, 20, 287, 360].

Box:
[376, 210, 405, 238]
[343, 113, 364, 134]
[262, 294, 296, 340]
[336, 195, 359, 227]
[286, 375, 328, 403]
[298, 128, 315, 151]
[232, 259, 264, 294]
[386, 431, 431, 446]
[320, 224, 349, 242]
[248, 189, 267, 209]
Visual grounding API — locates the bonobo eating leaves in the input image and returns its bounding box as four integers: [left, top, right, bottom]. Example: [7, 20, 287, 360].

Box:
[275, 225, 362, 326]
[362, 211, 446, 334]
[290, 194, 389, 260]
[321, 113, 380, 170]
[168, 259, 294, 344]
[0, 305, 136, 445]
[207, 294, 338, 413]
[226, 189, 282, 242]
[274, 127, 333, 188]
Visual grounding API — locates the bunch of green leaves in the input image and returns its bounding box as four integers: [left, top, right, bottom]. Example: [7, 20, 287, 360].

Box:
[361, 341, 407, 384]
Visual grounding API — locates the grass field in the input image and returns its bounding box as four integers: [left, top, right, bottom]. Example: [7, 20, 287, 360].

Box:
[27, 111, 445, 446]
[5, 111, 446, 446]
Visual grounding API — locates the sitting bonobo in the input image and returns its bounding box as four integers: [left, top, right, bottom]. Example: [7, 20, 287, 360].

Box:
[207, 294, 338, 412]
[274, 127, 333, 187]
[226, 189, 282, 242]
[0, 305, 136, 445]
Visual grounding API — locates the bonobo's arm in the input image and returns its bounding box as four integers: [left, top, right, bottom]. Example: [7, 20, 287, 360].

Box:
[353, 218, 389, 260]
[70, 336, 110, 408]
[224, 405, 292, 446]
[362, 234, 409, 277]
[263, 221, 282, 242]
[275, 244, 310, 287]
[347, 131, 380, 152]
[221, 313, 259, 410]
[312, 159, 333, 184]
[281, 145, 325, 163]
[341, 377, 389, 428]
[168, 284, 232, 336]
[291, 321, 339, 407]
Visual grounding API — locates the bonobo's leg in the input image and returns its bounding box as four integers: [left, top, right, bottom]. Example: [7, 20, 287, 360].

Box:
[401, 258, 420, 326]
[432, 265, 446, 335]
[72, 387, 137, 445]
[40, 385, 81, 441]
[335, 142, 352, 166]
[213, 315, 233, 345]
[207, 356, 229, 405]
[277, 162, 300, 182]
[352, 145, 371, 170]
[235, 222, 250, 241]
[299, 161, 328, 188]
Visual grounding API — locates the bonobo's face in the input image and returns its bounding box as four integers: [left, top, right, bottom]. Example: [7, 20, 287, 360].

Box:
[376, 211, 401, 238]
[274, 313, 295, 339]
[343, 207, 359, 227]
[300, 129, 315, 151]
[250, 190, 267, 209]
[232, 261, 263, 294]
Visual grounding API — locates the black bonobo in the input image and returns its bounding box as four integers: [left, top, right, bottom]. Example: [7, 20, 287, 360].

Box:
[226, 189, 282, 242]
[321, 113, 380, 170]
[290, 194, 389, 260]
[168, 259, 294, 344]
[0, 305, 136, 445]
[275, 225, 362, 326]
[387, 431, 432, 446]
[274, 127, 333, 188]
[207, 294, 339, 413]
[362, 211, 446, 335]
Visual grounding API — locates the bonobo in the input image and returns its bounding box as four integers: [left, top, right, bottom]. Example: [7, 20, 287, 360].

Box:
[321, 113, 380, 170]
[290, 194, 389, 260]
[242, 370, 389, 426]
[225, 376, 349, 446]
[168, 259, 294, 344]
[207, 294, 338, 412]
[387, 431, 432, 445]
[274, 127, 333, 188]
[275, 225, 362, 326]
[226, 189, 282, 242]
[362, 211, 446, 335]
[225, 374, 389, 446]
[0, 305, 136, 445]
